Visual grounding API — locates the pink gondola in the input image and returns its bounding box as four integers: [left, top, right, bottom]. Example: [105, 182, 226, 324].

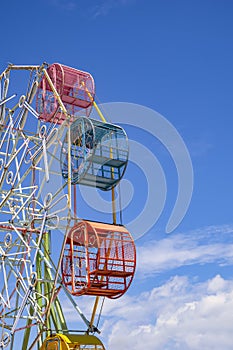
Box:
[36, 63, 95, 124]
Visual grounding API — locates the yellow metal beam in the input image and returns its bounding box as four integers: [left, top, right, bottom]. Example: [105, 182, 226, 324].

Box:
[0, 64, 41, 80]
[8, 65, 41, 70]
[42, 68, 67, 115]
[82, 81, 118, 328]
[67, 122, 72, 210]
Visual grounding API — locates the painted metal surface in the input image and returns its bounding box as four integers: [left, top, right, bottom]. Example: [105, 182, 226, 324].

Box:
[62, 220, 136, 298]
[36, 63, 95, 124]
[60, 116, 128, 190]
[0, 62, 135, 349]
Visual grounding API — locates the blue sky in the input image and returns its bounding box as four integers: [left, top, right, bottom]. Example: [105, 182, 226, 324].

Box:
[1, 0, 233, 349]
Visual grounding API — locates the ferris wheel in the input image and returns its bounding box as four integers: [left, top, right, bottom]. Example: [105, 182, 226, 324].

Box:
[0, 62, 136, 349]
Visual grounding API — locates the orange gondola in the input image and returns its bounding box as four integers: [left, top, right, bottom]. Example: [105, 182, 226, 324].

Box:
[62, 220, 136, 299]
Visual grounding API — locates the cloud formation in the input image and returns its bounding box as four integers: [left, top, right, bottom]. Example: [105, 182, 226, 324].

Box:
[48, 0, 135, 16]
[137, 224, 233, 276]
[91, 0, 135, 17]
[102, 275, 233, 350]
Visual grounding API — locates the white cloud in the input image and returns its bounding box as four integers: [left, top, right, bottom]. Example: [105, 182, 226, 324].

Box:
[188, 136, 213, 157]
[101, 275, 233, 350]
[92, 0, 135, 18]
[137, 224, 233, 276]
[49, 0, 136, 17]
